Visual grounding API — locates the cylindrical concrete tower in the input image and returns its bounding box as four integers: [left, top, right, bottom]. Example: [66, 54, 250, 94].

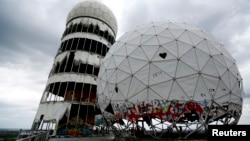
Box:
[32, 0, 117, 137]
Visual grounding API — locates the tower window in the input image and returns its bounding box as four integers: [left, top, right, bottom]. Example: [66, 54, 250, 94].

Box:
[62, 23, 115, 44]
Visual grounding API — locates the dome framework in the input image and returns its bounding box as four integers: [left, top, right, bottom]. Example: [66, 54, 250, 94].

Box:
[97, 21, 244, 139]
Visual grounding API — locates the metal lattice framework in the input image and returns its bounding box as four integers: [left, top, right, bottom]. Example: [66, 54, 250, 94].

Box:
[97, 21, 244, 139]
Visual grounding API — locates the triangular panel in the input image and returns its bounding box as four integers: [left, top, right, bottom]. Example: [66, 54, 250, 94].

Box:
[142, 36, 160, 46]
[154, 26, 166, 34]
[150, 80, 173, 100]
[180, 48, 199, 71]
[193, 76, 211, 101]
[104, 83, 114, 99]
[144, 26, 156, 35]
[134, 64, 150, 85]
[108, 69, 116, 84]
[141, 35, 154, 45]
[98, 79, 107, 93]
[112, 89, 126, 101]
[142, 45, 159, 60]
[187, 31, 204, 45]
[127, 34, 142, 45]
[213, 55, 227, 76]
[196, 40, 210, 54]
[100, 68, 107, 81]
[112, 42, 124, 54]
[211, 41, 223, 53]
[214, 94, 230, 104]
[111, 84, 126, 102]
[158, 29, 174, 39]
[103, 57, 112, 69]
[221, 71, 230, 91]
[113, 56, 126, 67]
[148, 64, 172, 85]
[202, 75, 219, 94]
[229, 71, 237, 90]
[169, 28, 185, 38]
[105, 103, 115, 115]
[114, 44, 127, 56]
[224, 58, 234, 69]
[178, 31, 193, 45]
[106, 69, 116, 83]
[175, 61, 197, 78]
[116, 69, 132, 83]
[169, 81, 189, 101]
[189, 29, 204, 39]
[229, 64, 240, 78]
[232, 82, 242, 98]
[126, 31, 141, 41]
[214, 80, 229, 99]
[117, 77, 132, 99]
[154, 60, 177, 77]
[207, 42, 221, 55]
[129, 46, 148, 60]
[221, 47, 235, 66]
[202, 58, 219, 77]
[195, 49, 210, 70]
[148, 88, 165, 101]
[177, 41, 193, 57]
[162, 41, 178, 57]
[128, 77, 147, 99]
[177, 74, 199, 100]
[106, 57, 116, 69]
[136, 27, 150, 34]
[126, 44, 139, 55]
[128, 57, 148, 73]
[118, 58, 131, 74]
[156, 35, 173, 44]
[128, 89, 148, 103]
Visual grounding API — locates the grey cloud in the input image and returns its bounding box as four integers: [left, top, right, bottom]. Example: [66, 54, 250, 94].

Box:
[0, 0, 74, 64]
[0, 100, 36, 128]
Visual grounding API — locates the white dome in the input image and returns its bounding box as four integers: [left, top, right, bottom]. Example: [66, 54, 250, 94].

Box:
[97, 21, 243, 125]
[67, 0, 118, 35]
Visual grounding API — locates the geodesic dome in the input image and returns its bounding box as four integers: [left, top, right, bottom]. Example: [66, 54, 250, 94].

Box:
[97, 21, 244, 139]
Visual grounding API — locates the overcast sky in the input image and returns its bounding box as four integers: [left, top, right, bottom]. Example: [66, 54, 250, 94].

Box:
[0, 0, 250, 129]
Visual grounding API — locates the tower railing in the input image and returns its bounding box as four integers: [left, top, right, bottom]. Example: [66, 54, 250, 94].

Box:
[17, 130, 51, 141]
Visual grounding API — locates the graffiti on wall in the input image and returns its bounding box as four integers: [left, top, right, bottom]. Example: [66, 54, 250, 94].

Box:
[111, 99, 205, 123]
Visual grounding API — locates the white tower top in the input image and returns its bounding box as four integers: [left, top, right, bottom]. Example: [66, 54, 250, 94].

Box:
[66, 0, 118, 35]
